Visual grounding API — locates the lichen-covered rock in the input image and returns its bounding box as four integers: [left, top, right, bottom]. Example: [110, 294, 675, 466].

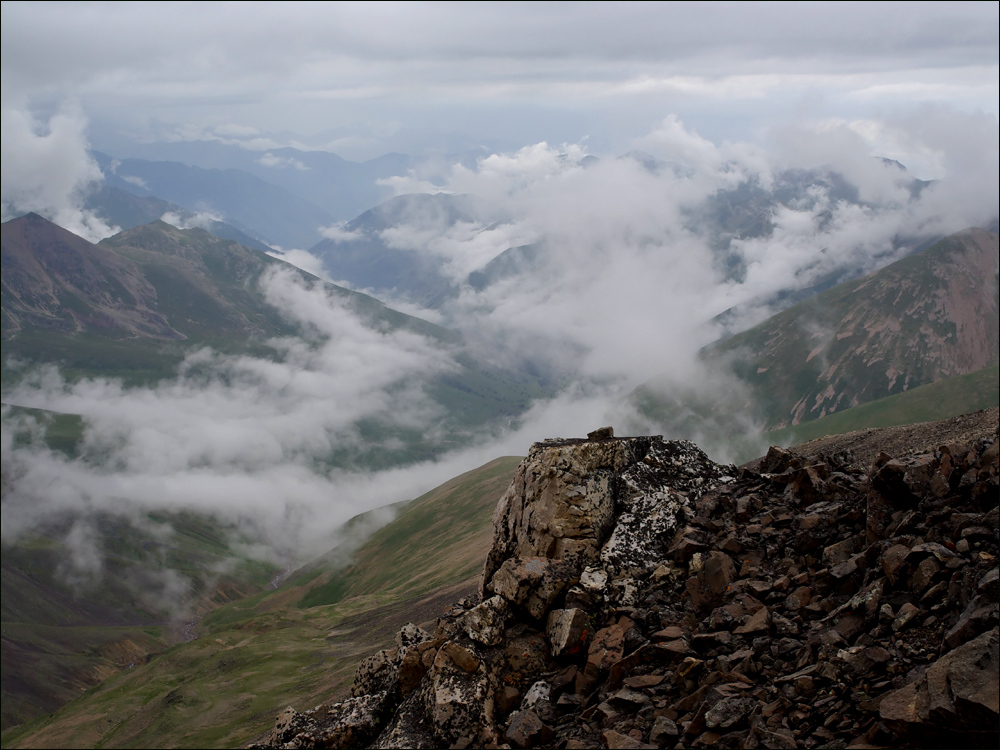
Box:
[546, 607, 591, 657]
[422, 640, 493, 747]
[480, 436, 658, 597]
[481, 435, 730, 597]
[600, 486, 689, 573]
[261, 693, 392, 749]
[487, 556, 577, 619]
[460, 594, 510, 645]
[352, 647, 400, 698]
[262, 419, 998, 750]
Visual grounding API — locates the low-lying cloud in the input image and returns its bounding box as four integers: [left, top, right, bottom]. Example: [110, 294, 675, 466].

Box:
[2, 107, 997, 615]
[2, 267, 460, 560]
[0, 104, 117, 242]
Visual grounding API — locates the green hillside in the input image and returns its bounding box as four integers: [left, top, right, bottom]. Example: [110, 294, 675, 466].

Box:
[0, 509, 279, 732]
[634, 227, 999, 445]
[1, 456, 521, 749]
[762, 363, 1000, 449]
[711, 228, 998, 430]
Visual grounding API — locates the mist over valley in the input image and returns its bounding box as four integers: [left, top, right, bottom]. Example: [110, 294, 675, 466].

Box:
[1, 3, 997, 746]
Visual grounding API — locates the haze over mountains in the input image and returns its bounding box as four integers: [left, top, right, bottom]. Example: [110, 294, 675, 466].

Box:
[1, 3, 998, 745]
[4, 122, 999, 577]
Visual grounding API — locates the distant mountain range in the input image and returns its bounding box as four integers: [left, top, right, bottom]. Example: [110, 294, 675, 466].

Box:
[83, 184, 275, 253]
[92, 138, 411, 224]
[3, 158, 999, 746]
[302, 162, 947, 317]
[93, 152, 336, 249]
[307, 193, 495, 306]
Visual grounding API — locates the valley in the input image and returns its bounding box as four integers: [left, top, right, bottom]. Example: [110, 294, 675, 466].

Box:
[2, 125, 998, 749]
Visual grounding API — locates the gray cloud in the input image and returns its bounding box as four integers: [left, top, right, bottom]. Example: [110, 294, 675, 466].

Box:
[1, 267, 460, 559]
[0, 104, 117, 241]
[2, 3, 995, 158]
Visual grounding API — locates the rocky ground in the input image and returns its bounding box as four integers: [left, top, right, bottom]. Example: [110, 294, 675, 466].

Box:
[255, 412, 999, 749]
[776, 408, 999, 470]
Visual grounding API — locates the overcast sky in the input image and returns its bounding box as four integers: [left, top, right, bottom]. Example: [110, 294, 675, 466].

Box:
[2, 1, 997, 160]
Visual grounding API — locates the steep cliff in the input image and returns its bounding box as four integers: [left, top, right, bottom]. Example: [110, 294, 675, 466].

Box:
[259, 418, 999, 749]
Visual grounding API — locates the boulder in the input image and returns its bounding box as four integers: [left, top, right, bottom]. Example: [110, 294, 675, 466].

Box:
[547, 607, 592, 657]
[880, 627, 998, 746]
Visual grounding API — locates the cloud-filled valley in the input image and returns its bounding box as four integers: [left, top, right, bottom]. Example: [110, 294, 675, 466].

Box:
[1, 3, 997, 619]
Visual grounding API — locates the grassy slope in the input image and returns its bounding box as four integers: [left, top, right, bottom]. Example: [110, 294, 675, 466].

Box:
[708, 229, 998, 430]
[762, 363, 1000, 450]
[1, 455, 522, 749]
[1, 504, 279, 732]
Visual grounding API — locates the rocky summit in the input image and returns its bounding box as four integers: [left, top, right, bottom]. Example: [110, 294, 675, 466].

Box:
[256, 421, 999, 749]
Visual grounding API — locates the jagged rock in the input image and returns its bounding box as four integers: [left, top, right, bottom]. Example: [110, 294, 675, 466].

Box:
[602, 728, 655, 749]
[944, 594, 999, 649]
[505, 708, 551, 748]
[480, 436, 729, 598]
[880, 627, 999, 746]
[423, 640, 492, 747]
[704, 694, 755, 729]
[352, 647, 400, 698]
[480, 438, 648, 596]
[265, 422, 998, 750]
[461, 595, 510, 645]
[395, 622, 432, 651]
[649, 715, 679, 745]
[488, 556, 578, 619]
[867, 454, 938, 541]
[374, 691, 438, 749]
[686, 550, 737, 611]
[547, 607, 592, 657]
[264, 693, 392, 749]
[585, 618, 628, 676]
[600, 486, 689, 572]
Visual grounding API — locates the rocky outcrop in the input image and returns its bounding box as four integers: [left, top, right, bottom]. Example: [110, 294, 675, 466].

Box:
[257, 421, 998, 749]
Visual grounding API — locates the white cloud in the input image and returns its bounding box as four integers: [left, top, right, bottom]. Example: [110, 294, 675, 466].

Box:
[160, 209, 224, 230]
[120, 174, 148, 188]
[318, 221, 364, 242]
[266, 247, 329, 279]
[1, 267, 458, 557]
[0, 104, 119, 242]
[258, 152, 307, 170]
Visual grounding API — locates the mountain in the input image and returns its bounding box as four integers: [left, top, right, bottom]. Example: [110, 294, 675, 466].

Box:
[82, 184, 276, 253]
[93, 152, 336, 249]
[762, 363, 1000, 449]
[467, 243, 543, 293]
[90, 139, 410, 223]
[306, 161, 946, 321]
[2, 215, 551, 443]
[0, 507, 278, 731]
[2, 212, 184, 342]
[635, 227, 999, 442]
[307, 193, 492, 306]
[5, 414, 997, 748]
[718, 227, 998, 428]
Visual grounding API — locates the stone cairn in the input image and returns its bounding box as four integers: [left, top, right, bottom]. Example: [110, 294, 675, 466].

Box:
[256, 424, 998, 749]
